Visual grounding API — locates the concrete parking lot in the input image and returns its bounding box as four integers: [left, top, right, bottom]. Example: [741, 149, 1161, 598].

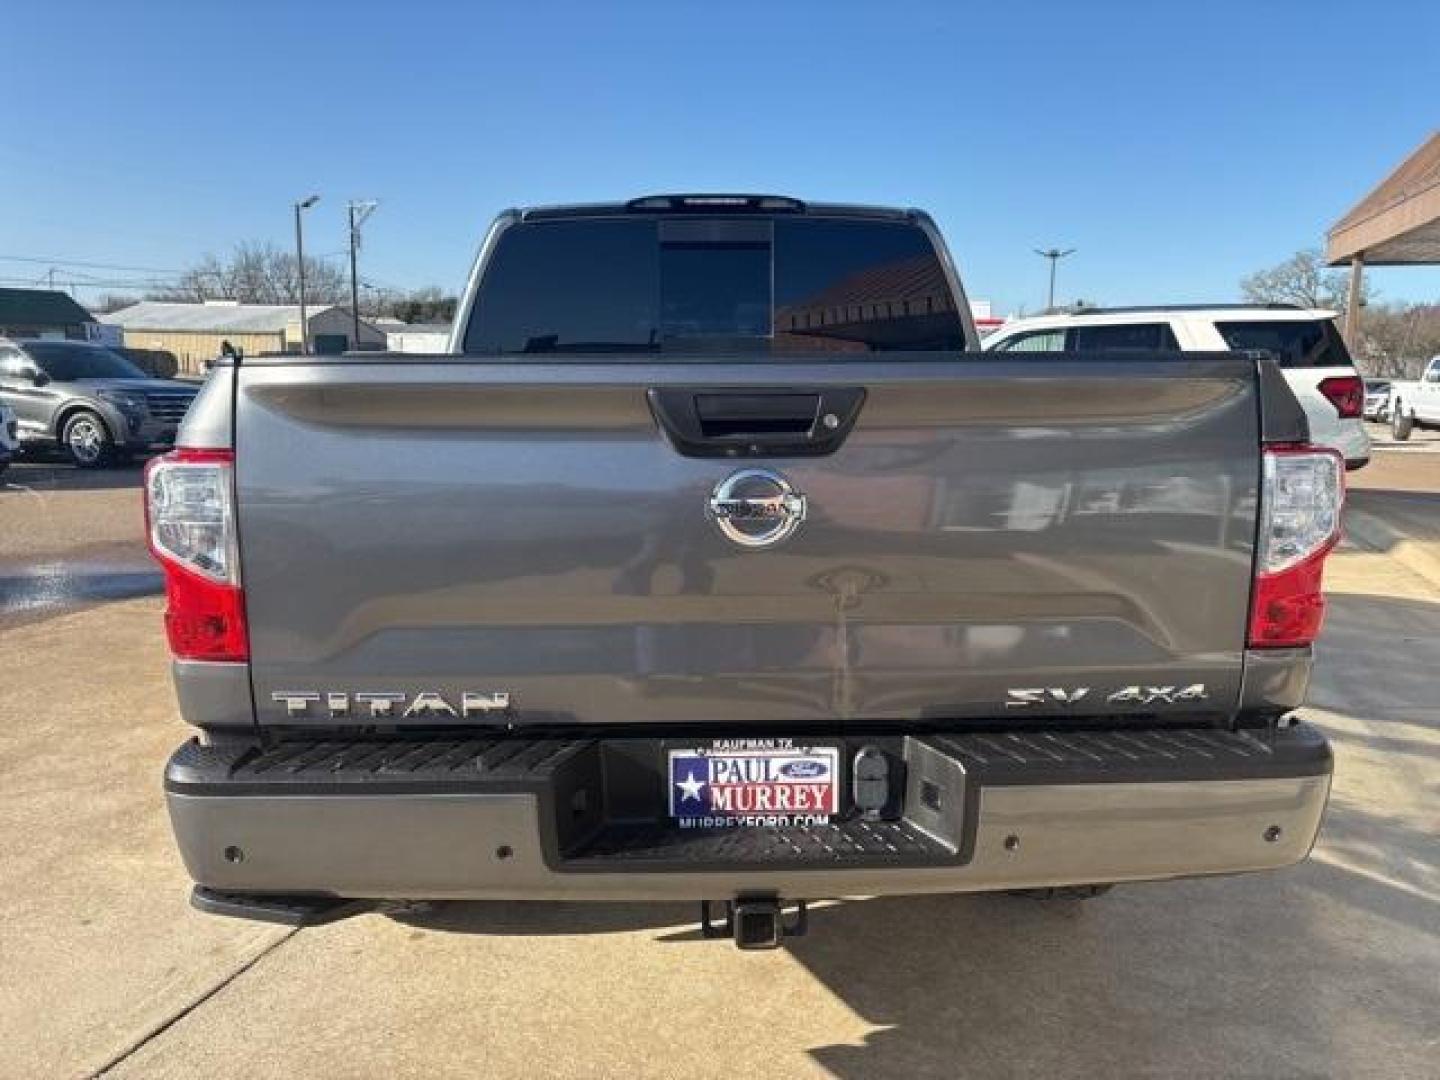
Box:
[2, 439, 1437, 1079]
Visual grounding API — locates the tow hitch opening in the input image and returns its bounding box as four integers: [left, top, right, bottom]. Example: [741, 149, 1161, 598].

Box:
[700, 898, 808, 950]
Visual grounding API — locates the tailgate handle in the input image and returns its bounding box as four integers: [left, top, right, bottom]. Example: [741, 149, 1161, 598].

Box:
[696, 393, 818, 437]
[648, 387, 866, 458]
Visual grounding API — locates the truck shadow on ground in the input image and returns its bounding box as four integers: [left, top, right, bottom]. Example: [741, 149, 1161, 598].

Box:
[392, 825, 1435, 1078]
[791, 853, 1435, 1078]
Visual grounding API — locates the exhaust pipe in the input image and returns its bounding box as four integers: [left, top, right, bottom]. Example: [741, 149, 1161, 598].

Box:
[700, 897, 808, 950]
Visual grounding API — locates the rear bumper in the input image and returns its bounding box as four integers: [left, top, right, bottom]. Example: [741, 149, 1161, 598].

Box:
[165, 724, 1332, 903]
[1330, 419, 1371, 469]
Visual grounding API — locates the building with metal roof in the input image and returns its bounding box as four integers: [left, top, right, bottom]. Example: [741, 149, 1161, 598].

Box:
[1327, 131, 1440, 345]
[101, 300, 386, 371]
[0, 287, 99, 341]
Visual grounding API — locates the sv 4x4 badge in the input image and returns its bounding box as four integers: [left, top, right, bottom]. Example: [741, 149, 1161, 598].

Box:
[1005, 684, 1208, 708]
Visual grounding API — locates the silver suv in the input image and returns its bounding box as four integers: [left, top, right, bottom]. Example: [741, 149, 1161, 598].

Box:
[984, 305, 1370, 468]
[0, 339, 198, 467]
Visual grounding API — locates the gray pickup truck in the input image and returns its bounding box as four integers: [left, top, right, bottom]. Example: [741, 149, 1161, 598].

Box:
[150, 195, 1341, 948]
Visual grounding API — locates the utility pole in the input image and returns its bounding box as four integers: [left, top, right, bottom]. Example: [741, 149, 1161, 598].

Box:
[1034, 247, 1076, 311]
[347, 200, 379, 350]
[294, 194, 320, 354]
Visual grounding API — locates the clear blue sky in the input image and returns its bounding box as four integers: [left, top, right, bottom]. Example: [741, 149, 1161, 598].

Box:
[4, 0, 1438, 315]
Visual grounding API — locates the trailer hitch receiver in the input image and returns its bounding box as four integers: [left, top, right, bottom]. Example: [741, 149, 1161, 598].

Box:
[700, 897, 808, 950]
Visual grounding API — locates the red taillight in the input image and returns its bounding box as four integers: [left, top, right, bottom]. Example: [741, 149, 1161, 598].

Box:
[144, 448, 248, 662]
[1318, 375, 1364, 419]
[1249, 547, 1328, 647]
[156, 559, 249, 661]
[1248, 445, 1344, 648]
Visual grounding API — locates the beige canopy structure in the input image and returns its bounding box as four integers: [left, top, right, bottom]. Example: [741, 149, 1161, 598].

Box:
[1327, 131, 1440, 345]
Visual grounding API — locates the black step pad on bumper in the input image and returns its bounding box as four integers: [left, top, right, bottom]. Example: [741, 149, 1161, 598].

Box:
[925, 727, 1329, 784]
[167, 736, 592, 795]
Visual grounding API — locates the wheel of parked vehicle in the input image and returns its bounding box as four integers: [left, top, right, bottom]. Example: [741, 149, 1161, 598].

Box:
[1392, 405, 1414, 441]
[61, 409, 115, 468]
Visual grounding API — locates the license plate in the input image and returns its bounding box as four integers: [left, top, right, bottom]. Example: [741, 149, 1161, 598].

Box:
[668, 740, 840, 828]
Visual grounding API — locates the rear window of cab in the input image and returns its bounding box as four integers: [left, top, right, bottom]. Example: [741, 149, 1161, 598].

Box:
[463, 217, 966, 355]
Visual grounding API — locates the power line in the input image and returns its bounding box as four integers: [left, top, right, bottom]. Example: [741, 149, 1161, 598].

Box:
[0, 274, 176, 289]
[0, 253, 182, 274]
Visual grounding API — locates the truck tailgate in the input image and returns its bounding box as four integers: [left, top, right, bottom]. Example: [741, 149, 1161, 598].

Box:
[235, 357, 1260, 728]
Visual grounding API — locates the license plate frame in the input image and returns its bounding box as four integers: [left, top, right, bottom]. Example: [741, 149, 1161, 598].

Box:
[667, 739, 842, 828]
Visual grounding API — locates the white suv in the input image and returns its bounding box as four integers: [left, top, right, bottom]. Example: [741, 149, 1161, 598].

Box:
[983, 305, 1370, 468]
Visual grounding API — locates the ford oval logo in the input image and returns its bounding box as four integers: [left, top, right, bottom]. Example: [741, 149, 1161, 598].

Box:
[780, 759, 828, 779]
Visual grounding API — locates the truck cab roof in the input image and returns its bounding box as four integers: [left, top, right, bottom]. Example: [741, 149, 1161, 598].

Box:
[517, 193, 919, 221]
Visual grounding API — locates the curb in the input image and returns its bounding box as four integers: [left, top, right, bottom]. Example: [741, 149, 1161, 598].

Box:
[1343, 507, 1440, 591]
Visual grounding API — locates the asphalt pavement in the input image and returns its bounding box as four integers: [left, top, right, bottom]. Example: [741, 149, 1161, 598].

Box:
[0, 444, 1437, 1079]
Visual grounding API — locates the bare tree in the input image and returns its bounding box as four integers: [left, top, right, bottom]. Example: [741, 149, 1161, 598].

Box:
[364, 284, 458, 324]
[1240, 248, 1371, 313]
[392, 285, 457, 324]
[150, 243, 347, 305]
[1353, 303, 1440, 378]
[147, 243, 457, 325]
[92, 292, 140, 314]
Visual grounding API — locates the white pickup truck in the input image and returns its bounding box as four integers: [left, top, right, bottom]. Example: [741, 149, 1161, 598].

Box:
[1387, 356, 1440, 440]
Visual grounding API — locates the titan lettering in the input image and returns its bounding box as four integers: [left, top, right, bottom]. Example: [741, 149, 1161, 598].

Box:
[270, 691, 513, 718]
[461, 692, 512, 716]
[403, 691, 457, 719]
[272, 692, 320, 717]
[355, 692, 405, 717]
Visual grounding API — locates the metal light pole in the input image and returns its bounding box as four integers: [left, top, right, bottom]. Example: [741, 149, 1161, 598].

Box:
[347, 200, 379, 350]
[294, 194, 320, 354]
[1034, 247, 1076, 310]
